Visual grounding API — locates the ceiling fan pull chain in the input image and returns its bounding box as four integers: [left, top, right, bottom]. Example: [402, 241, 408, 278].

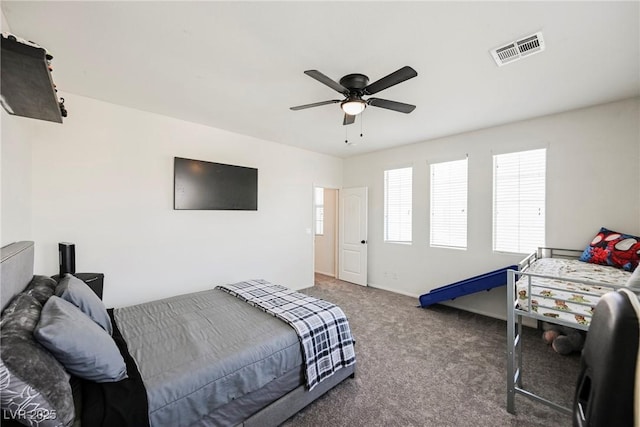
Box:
[345, 125, 348, 144]
[360, 111, 364, 138]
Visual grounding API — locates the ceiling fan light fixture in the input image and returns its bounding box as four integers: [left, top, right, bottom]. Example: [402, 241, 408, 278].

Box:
[290, 66, 417, 125]
[341, 99, 366, 115]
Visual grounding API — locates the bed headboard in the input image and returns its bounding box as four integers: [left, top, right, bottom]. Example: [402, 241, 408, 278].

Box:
[1, 241, 35, 311]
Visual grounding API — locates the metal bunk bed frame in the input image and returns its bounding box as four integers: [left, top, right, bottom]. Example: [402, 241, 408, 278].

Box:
[506, 247, 630, 415]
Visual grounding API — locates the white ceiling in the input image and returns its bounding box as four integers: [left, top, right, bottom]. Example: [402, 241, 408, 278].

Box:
[2, 1, 639, 158]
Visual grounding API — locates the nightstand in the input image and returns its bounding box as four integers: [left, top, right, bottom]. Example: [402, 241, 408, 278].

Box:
[51, 273, 104, 300]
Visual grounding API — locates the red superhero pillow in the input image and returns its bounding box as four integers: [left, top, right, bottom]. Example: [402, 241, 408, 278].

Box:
[579, 227, 640, 272]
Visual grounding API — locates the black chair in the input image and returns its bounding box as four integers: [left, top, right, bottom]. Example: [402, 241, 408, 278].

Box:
[574, 290, 639, 427]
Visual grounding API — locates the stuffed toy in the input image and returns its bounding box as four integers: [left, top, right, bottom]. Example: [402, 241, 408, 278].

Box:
[541, 322, 585, 355]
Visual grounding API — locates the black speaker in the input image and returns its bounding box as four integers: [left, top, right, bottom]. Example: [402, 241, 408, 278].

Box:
[59, 242, 75, 276]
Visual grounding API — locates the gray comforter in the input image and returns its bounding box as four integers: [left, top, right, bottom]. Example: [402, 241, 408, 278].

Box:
[114, 288, 302, 427]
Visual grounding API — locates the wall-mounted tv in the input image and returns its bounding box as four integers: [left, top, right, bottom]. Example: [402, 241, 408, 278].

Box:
[174, 157, 258, 210]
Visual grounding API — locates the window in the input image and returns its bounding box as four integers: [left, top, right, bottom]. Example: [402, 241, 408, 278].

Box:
[430, 158, 468, 249]
[384, 167, 412, 243]
[493, 148, 546, 253]
[315, 187, 324, 235]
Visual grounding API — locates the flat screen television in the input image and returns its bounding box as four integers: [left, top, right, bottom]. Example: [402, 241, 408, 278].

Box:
[173, 157, 258, 210]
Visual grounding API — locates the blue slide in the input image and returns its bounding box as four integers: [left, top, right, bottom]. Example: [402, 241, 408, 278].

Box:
[419, 265, 518, 308]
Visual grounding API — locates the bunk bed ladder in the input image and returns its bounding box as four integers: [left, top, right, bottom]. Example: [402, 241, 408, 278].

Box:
[506, 268, 572, 415]
[506, 269, 521, 414]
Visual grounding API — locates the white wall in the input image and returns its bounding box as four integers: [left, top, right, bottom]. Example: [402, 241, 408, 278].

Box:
[343, 97, 640, 320]
[0, 8, 34, 246]
[9, 93, 342, 307]
[314, 188, 337, 276]
[1, 111, 35, 245]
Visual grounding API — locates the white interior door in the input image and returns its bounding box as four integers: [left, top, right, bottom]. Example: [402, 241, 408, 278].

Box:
[339, 187, 368, 286]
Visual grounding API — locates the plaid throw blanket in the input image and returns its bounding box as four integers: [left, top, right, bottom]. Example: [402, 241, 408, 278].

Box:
[216, 280, 356, 390]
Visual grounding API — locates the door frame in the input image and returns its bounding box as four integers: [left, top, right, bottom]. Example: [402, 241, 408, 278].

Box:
[311, 185, 340, 281]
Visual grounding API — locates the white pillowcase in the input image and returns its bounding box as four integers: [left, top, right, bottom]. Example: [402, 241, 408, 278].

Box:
[627, 267, 640, 291]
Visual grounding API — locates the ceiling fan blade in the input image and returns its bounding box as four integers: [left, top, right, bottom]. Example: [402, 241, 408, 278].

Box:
[343, 113, 356, 125]
[290, 100, 341, 111]
[367, 98, 416, 113]
[304, 70, 349, 95]
[363, 66, 418, 95]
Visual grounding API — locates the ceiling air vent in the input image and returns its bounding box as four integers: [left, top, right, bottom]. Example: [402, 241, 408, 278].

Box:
[490, 32, 545, 67]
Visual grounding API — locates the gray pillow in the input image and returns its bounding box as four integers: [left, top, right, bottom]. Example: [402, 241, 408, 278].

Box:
[55, 274, 112, 335]
[34, 296, 127, 383]
[0, 293, 75, 427]
[627, 267, 640, 291]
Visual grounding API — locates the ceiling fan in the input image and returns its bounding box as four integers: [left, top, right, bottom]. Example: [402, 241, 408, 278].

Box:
[290, 66, 418, 125]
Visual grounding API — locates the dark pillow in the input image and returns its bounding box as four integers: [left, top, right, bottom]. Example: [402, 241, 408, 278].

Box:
[24, 275, 57, 305]
[55, 274, 112, 335]
[1, 294, 42, 339]
[0, 294, 75, 427]
[34, 297, 127, 383]
[579, 227, 640, 272]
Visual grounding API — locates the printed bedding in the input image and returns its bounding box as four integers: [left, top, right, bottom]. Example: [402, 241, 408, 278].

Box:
[515, 258, 632, 327]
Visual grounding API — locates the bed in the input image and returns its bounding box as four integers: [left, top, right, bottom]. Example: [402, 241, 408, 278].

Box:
[506, 235, 639, 415]
[0, 241, 356, 427]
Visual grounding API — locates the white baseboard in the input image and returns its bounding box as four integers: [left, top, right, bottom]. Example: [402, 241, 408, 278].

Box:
[314, 270, 335, 278]
[368, 282, 537, 327]
[367, 282, 419, 299]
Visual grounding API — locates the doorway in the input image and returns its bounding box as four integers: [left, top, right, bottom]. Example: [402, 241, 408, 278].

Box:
[314, 187, 338, 278]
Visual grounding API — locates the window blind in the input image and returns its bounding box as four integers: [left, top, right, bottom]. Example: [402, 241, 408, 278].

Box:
[493, 148, 546, 253]
[315, 187, 324, 235]
[430, 158, 468, 249]
[384, 167, 412, 243]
